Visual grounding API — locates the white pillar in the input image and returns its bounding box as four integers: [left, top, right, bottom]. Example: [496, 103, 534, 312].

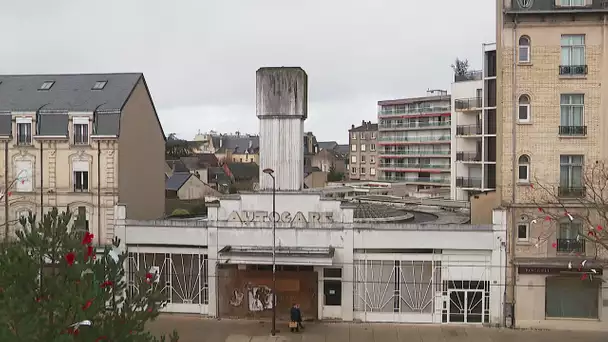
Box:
[491, 209, 508, 326]
[207, 205, 219, 317]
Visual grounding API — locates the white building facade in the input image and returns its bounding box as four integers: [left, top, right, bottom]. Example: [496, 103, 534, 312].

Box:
[450, 43, 497, 201]
[115, 198, 507, 325]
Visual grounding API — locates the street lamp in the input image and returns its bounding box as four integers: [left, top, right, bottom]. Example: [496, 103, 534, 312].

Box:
[262, 168, 277, 336]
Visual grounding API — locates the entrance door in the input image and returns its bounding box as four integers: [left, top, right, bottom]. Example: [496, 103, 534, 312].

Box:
[447, 290, 484, 323]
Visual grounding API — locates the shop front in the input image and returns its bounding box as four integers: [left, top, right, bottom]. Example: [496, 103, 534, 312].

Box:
[515, 263, 606, 330]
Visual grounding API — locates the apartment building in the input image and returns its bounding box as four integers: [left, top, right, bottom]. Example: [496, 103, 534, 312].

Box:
[498, 0, 608, 330]
[0, 73, 166, 244]
[377, 90, 451, 191]
[348, 121, 378, 181]
[451, 44, 498, 201]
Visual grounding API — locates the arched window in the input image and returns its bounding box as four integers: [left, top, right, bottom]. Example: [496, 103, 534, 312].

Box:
[518, 155, 530, 182]
[558, 216, 583, 253]
[519, 36, 531, 63]
[518, 94, 531, 123]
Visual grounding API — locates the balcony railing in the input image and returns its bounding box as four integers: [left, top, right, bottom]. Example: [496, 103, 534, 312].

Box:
[559, 65, 588, 76]
[556, 238, 585, 254]
[454, 97, 482, 111]
[379, 163, 450, 170]
[378, 106, 451, 116]
[378, 176, 449, 184]
[456, 152, 482, 162]
[379, 121, 451, 130]
[559, 125, 587, 136]
[380, 150, 450, 156]
[456, 125, 482, 136]
[558, 186, 586, 198]
[456, 177, 482, 188]
[378, 136, 450, 143]
[505, 0, 608, 12]
[454, 70, 482, 82]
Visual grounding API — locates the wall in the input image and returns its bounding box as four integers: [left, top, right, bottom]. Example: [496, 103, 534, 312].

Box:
[304, 171, 327, 189]
[118, 78, 166, 220]
[177, 176, 219, 200]
[470, 191, 498, 225]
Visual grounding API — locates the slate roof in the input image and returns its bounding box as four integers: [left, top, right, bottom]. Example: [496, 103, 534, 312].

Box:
[166, 160, 190, 173]
[226, 162, 259, 180]
[336, 144, 349, 155]
[349, 121, 378, 132]
[180, 153, 219, 170]
[215, 135, 259, 154]
[318, 141, 339, 151]
[208, 167, 230, 185]
[0, 73, 144, 137]
[165, 172, 192, 191]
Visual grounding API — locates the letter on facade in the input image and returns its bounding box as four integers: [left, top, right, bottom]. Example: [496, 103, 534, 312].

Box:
[227, 211, 242, 222]
[291, 211, 307, 224]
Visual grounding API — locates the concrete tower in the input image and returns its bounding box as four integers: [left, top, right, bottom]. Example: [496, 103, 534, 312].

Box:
[256, 67, 308, 191]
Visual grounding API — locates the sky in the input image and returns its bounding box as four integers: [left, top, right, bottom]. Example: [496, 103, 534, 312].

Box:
[0, 0, 495, 144]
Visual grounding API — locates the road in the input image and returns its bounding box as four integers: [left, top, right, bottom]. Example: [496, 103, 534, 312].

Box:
[148, 315, 607, 342]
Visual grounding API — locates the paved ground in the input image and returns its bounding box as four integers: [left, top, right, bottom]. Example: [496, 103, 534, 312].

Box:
[148, 315, 608, 342]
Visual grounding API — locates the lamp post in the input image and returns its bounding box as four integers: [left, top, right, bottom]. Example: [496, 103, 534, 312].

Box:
[262, 168, 277, 336]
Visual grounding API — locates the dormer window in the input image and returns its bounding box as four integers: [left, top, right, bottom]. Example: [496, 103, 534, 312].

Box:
[73, 118, 89, 145]
[39, 81, 54, 91]
[92, 81, 107, 90]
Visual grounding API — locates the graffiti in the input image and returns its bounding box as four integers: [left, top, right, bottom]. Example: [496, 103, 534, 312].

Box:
[247, 285, 274, 312]
[229, 289, 244, 307]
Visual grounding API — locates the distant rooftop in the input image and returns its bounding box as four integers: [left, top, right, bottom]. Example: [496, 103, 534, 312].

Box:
[454, 70, 483, 83]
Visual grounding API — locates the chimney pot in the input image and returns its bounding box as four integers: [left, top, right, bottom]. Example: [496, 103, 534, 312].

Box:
[351, 124, 355, 129]
[361, 120, 365, 125]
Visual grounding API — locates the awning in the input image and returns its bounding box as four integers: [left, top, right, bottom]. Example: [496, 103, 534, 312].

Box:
[218, 245, 335, 266]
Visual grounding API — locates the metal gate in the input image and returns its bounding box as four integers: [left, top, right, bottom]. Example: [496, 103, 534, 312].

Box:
[127, 250, 209, 314]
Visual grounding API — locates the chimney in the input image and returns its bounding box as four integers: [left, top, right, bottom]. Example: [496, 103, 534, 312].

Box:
[351, 124, 355, 129]
[361, 120, 365, 126]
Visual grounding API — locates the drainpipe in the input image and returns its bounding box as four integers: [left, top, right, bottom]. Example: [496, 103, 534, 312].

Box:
[509, 18, 519, 328]
[4, 141, 8, 241]
[97, 141, 101, 246]
[40, 139, 43, 216]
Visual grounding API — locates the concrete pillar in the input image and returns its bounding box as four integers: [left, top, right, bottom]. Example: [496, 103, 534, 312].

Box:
[207, 203, 219, 317]
[256, 67, 307, 191]
[341, 205, 355, 321]
[492, 209, 508, 326]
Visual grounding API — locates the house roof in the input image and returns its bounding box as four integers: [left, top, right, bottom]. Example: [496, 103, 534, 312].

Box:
[349, 121, 378, 132]
[165, 172, 192, 191]
[226, 162, 259, 180]
[208, 167, 230, 185]
[336, 144, 349, 155]
[0, 73, 143, 137]
[318, 141, 338, 151]
[166, 159, 190, 173]
[215, 135, 260, 154]
[180, 153, 218, 170]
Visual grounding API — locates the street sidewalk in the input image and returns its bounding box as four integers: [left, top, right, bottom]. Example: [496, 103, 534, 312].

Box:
[148, 314, 607, 342]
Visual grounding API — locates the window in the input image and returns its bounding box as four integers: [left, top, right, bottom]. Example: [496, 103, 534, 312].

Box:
[560, 35, 586, 75]
[16, 118, 32, 145]
[38, 81, 54, 90]
[92, 81, 107, 90]
[323, 268, 342, 306]
[558, 0, 586, 6]
[75, 206, 89, 232]
[351, 167, 356, 174]
[370, 167, 376, 176]
[517, 223, 529, 241]
[361, 144, 366, 152]
[559, 155, 584, 197]
[558, 217, 584, 253]
[546, 277, 598, 319]
[360, 132, 365, 139]
[517, 155, 530, 182]
[351, 144, 357, 152]
[370, 144, 376, 151]
[361, 155, 366, 163]
[370, 156, 375, 164]
[14, 160, 33, 192]
[360, 167, 366, 175]
[518, 36, 530, 63]
[73, 118, 89, 145]
[559, 94, 585, 136]
[73, 161, 89, 192]
[351, 155, 357, 164]
[518, 95, 530, 122]
[351, 132, 356, 139]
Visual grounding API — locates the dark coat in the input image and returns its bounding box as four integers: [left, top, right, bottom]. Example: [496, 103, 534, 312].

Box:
[290, 307, 302, 321]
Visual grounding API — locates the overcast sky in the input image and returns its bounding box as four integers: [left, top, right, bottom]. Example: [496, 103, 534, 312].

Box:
[1, 0, 495, 144]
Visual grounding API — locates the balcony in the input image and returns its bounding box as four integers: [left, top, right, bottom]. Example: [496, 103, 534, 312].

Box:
[379, 121, 451, 130]
[378, 176, 449, 184]
[559, 65, 588, 76]
[378, 136, 450, 144]
[379, 163, 450, 170]
[456, 125, 482, 136]
[556, 238, 585, 254]
[454, 70, 482, 83]
[456, 152, 481, 162]
[380, 150, 450, 157]
[559, 125, 587, 136]
[378, 106, 451, 117]
[558, 186, 586, 198]
[505, 0, 608, 13]
[456, 177, 482, 188]
[454, 97, 482, 111]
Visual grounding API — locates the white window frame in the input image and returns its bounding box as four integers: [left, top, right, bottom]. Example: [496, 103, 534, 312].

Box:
[370, 144, 376, 152]
[351, 167, 356, 174]
[518, 95, 531, 123]
[519, 36, 531, 63]
[73, 117, 89, 145]
[370, 156, 376, 164]
[557, 0, 585, 7]
[351, 132, 357, 139]
[351, 144, 357, 152]
[16, 117, 33, 145]
[361, 144, 366, 152]
[73, 160, 89, 192]
[517, 223, 530, 242]
[518, 155, 530, 183]
[351, 155, 357, 164]
[371, 132, 376, 139]
[561, 34, 586, 67]
[360, 167, 366, 175]
[370, 167, 376, 176]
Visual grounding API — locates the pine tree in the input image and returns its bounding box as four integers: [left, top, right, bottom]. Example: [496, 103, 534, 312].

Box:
[0, 208, 179, 341]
